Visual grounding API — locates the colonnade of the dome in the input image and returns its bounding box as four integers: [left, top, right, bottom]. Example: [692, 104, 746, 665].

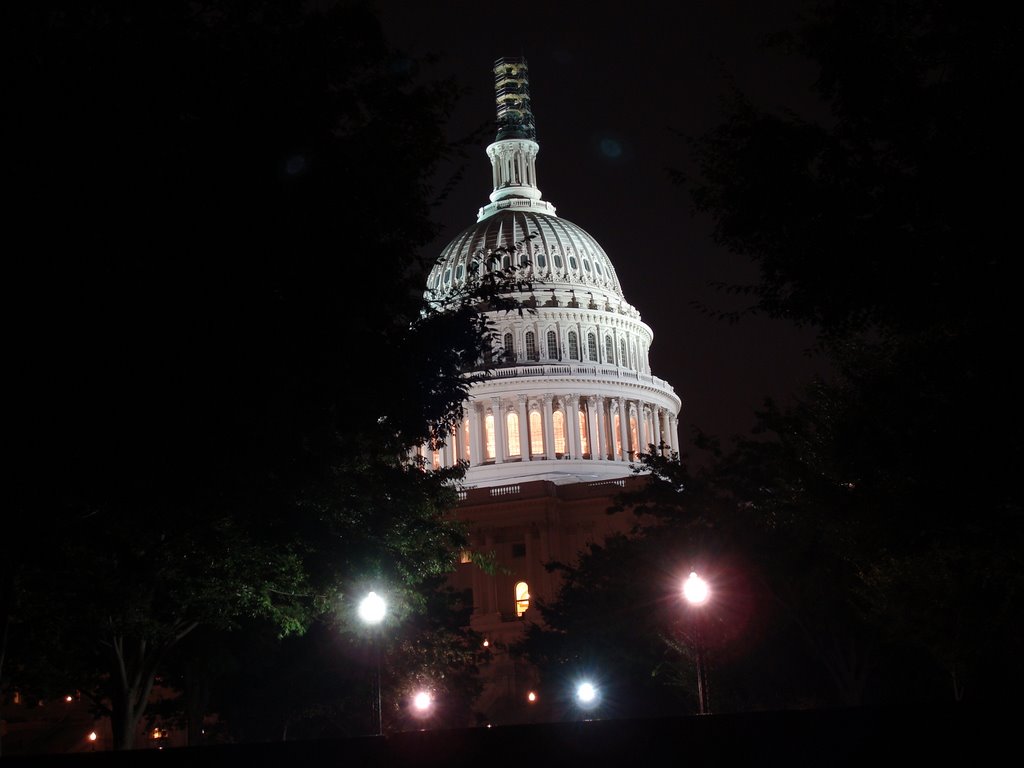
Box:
[419, 391, 679, 471]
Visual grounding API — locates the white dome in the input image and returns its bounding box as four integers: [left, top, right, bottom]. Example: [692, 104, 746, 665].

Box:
[416, 57, 680, 488]
[427, 209, 626, 303]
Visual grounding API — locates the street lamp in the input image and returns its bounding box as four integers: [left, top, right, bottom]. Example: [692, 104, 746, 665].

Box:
[358, 591, 387, 735]
[575, 680, 600, 715]
[682, 571, 710, 715]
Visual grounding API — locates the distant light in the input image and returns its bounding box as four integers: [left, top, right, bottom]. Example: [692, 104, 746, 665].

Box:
[413, 691, 432, 711]
[527, 691, 537, 703]
[683, 572, 710, 605]
[88, 732, 97, 742]
[482, 639, 489, 647]
[600, 137, 623, 159]
[358, 592, 386, 624]
[576, 682, 598, 704]
[65, 695, 73, 702]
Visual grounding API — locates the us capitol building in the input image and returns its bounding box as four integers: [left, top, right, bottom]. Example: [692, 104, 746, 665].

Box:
[422, 57, 681, 723]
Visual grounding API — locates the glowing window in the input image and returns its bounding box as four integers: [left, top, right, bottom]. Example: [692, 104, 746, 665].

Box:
[614, 413, 623, 459]
[630, 416, 639, 458]
[579, 408, 589, 456]
[587, 333, 598, 361]
[546, 330, 558, 359]
[432, 449, 440, 469]
[463, 419, 471, 461]
[503, 333, 515, 363]
[460, 550, 472, 564]
[525, 332, 538, 361]
[553, 410, 566, 456]
[484, 413, 496, 460]
[568, 331, 579, 360]
[529, 410, 544, 456]
[605, 336, 614, 364]
[507, 412, 521, 457]
[515, 581, 531, 617]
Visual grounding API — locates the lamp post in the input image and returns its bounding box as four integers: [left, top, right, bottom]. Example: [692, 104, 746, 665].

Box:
[682, 571, 710, 715]
[358, 591, 387, 735]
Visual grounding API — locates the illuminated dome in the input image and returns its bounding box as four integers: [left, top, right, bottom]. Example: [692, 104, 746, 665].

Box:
[428, 210, 628, 305]
[419, 58, 680, 488]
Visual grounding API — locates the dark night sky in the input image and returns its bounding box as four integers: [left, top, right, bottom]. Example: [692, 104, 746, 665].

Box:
[376, 0, 829, 453]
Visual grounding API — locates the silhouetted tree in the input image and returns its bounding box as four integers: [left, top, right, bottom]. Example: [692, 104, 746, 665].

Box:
[4, 0, 497, 750]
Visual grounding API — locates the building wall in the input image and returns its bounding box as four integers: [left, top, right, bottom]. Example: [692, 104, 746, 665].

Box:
[446, 476, 650, 724]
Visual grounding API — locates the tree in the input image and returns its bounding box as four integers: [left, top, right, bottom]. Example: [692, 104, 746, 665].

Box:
[4, 0, 498, 750]
[679, 0, 1024, 703]
[516, 440, 877, 714]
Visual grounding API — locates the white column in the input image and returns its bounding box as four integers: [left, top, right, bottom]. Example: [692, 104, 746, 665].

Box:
[492, 397, 506, 464]
[595, 396, 608, 461]
[638, 403, 649, 455]
[669, 412, 679, 453]
[518, 395, 530, 462]
[566, 393, 581, 459]
[585, 397, 598, 460]
[618, 397, 630, 462]
[443, 430, 454, 467]
[542, 395, 555, 461]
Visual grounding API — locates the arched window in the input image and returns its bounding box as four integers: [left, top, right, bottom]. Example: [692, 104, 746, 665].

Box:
[546, 330, 558, 359]
[525, 331, 538, 361]
[605, 336, 615, 364]
[507, 411, 521, 457]
[587, 333, 598, 361]
[630, 415, 639, 459]
[620, 339, 627, 368]
[579, 408, 590, 457]
[515, 581, 530, 617]
[463, 418, 471, 462]
[503, 332, 515, 363]
[553, 410, 566, 456]
[484, 413, 496, 460]
[529, 410, 544, 456]
[568, 331, 579, 360]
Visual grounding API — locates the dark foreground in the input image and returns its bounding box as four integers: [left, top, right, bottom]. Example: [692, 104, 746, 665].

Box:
[0, 705, 1008, 767]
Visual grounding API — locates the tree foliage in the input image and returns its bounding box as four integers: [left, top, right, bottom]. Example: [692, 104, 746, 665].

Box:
[4, 0, 496, 750]
[519, 0, 1024, 713]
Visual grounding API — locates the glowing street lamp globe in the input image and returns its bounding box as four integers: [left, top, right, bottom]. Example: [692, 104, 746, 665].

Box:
[412, 691, 433, 713]
[683, 571, 710, 605]
[358, 591, 387, 624]
[576, 682, 598, 705]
